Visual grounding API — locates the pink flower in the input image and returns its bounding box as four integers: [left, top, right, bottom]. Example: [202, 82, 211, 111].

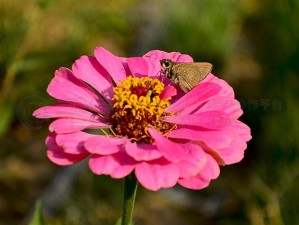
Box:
[33, 47, 251, 191]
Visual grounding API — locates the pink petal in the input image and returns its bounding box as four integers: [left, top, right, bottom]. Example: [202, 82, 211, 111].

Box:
[144, 50, 193, 63]
[135, 159, 180, 191]
[147, 128, 186, 162]
[142, 55, 163, 78]
[176, 144, 207, 178]
[125, 142, 162, 161]
[49, 118, 110, 133]
[47, 67, 109, 114]
[89, 152, 136, 178]
[120, 57, 131, 76]
[163, 111, 231, 129]
[45, 132, 59, 149]
[199, 120, 251, 165]
[178, 155, 220, 190]
[170, 52, 194, 62]
[168, 128, 232, 150]
[94, 47, 127, 85]
[215, 135, 247, 165]
[33, 104, 106, 123]
[47, 150, 88, 166]
[200, 143, 225, 166]
[84, 136, 127, 155]
[169, 122, 250, 166]
[46, 133, 89, 165]
[55, 131, 95, 154]
[166, 82, 221, 114]
[72, 55, 114, 100]
[127, 57, 149, 77]
[159, 85, 177, 100]
[143, 50, 193, 78]
[195, 96, 242, 120]
[231, 120, 252, 142]
[202, 74, 234, 98]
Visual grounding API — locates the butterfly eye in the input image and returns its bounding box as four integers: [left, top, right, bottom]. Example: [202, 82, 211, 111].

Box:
[163, 61, 171, 68]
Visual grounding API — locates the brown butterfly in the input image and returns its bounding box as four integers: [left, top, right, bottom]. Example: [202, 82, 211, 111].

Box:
[160, 59, 213, 93]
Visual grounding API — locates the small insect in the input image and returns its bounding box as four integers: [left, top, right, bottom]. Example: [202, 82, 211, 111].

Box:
[160, 59, 213, 93]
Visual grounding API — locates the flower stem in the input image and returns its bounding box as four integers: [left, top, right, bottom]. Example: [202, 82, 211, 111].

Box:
[121, 173, 138, 225]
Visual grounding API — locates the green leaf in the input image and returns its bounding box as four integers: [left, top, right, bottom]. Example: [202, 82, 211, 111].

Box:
[29, 201, 45, 225]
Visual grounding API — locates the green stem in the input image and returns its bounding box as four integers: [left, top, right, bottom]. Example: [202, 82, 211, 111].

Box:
[121, 173, 138, 225]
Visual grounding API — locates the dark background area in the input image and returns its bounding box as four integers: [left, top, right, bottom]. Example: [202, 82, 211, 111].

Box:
[1, 0, 299, 224]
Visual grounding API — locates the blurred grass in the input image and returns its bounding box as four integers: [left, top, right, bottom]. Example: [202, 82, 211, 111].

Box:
[1, 0, 299, 224]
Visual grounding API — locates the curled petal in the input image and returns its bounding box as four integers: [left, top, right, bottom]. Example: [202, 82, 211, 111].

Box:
[178, 155, 220, 190]
[125, 142, 162, 161]
[135, 159, 180, 191]
[176, 144, 207, 178]
[47, 150, 88, 166]
[46, 133, 89, 165]
[85, 136, 128, 155]
[55, 131, 95, 154]
[89, 152, 136, 178]
[200, 121, 251, 165]
[212, 134, 247, 165]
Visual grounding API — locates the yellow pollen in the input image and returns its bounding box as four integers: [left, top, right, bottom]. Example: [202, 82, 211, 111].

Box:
[110, 76, 173, 143]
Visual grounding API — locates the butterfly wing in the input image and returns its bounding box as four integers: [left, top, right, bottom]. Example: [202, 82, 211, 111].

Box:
[192, 62, 213, 78]
[177, 75, 192, 92]
[173, 62, 213, 92]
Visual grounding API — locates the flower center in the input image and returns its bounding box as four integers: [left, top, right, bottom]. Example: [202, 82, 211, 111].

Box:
[110, 76, 173, 143]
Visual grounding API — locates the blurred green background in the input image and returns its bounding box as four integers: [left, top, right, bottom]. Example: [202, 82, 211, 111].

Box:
[1, 0, 299, 224]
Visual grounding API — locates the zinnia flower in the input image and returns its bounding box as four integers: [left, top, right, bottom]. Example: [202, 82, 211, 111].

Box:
[33, 47, 251, 191]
